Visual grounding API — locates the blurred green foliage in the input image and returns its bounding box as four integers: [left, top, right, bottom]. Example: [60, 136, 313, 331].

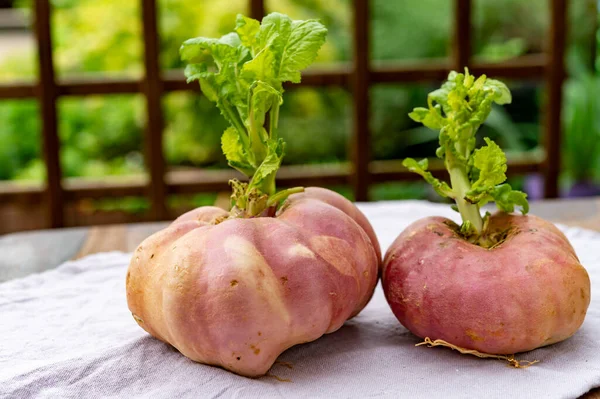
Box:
[563, 72, 600, 181]
[0, 100, 40, 180]
[562, 49, 600, 183]
[0, 0, 596, 201]
[560, 1, 600, 185]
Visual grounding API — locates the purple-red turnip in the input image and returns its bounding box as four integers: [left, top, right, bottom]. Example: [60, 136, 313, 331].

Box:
[382, 70, 590, 360]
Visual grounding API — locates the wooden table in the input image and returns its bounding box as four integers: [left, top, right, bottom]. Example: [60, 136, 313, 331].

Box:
[2, 197, 600, 397]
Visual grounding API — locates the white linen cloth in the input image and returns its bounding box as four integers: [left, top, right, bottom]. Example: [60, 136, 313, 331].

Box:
[1, 201, 600, 399]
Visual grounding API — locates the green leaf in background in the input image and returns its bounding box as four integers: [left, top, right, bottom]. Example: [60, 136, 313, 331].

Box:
[478, 38, 526, 63]
[564, 73, 600, 181]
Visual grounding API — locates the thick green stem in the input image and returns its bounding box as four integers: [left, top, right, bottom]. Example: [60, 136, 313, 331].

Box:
[223, 101, 246, 141]
[222, 99, 251, 156]
[269, 102, 280, 140]
[251, 101, 282, 196]
[267, 186, 304, 207]
[447, 154, 483, 235]
[248, 109, 267, 164]
[244, 101, 282, 197]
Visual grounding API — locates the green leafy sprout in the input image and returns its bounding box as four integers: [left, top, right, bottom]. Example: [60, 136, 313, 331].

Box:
[180, 13, 327, 217]
[405, 69, 529, 238]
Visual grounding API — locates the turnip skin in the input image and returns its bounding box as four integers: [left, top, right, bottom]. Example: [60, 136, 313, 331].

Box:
[291, 187, 382, 262]
[126, 188, 379, 377]
[382, 212, 591, 355]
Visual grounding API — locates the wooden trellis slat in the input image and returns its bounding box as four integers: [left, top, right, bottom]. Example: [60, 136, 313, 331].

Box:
[351, 0, 371, 201]
[141, 0, 168, 220]
[468, 54, 546, 78]
[250, 0, 265, 20]
[34, 0, 63, 228]
[0, 82, 36, 98]
[0, 0, 572, 230]
[0, 157, 543, 206]
[0, 55, 551, 100]
[453, 0, 472, 70]
[544, 0, 567, 199]
[58, 77, 140, 96]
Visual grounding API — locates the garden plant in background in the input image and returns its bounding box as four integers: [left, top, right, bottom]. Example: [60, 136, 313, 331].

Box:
[562, 71, 600, 197]
[382, 70, 590, 366]
[0, 1, 569, 183]
[0, 0, 596, 213]
[126, 12, 381, 377]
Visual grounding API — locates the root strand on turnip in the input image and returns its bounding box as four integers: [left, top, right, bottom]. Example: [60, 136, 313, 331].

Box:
[416, 337, 539, 368]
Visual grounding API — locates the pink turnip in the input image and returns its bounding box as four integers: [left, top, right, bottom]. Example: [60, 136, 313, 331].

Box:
[126, 13, 380, 377]
[382, 70, 591, 361]
[127, 187, 379, 377]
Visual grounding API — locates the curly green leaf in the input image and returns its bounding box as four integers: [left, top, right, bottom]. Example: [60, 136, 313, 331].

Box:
[221, 127, 255, 176]
[403, 158, 454, 199]
[235, 15, 260, 53]
[407, 68, 528, 238]
[181, 13, 327, 215]
[492, 184, 529, 214]
[470, 138, 508, 193]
